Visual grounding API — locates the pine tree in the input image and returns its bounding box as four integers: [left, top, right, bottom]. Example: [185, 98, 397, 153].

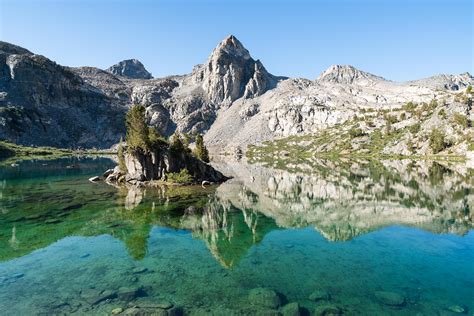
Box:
[125, 105, 149, 151]
[148, 127, 167, 148]
[170, 133, 185, 153]
[117, 137, 127, 173]
[194, 134, 210, 163]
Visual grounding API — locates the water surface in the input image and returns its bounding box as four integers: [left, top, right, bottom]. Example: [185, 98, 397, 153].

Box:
[0, 157, 472, 315]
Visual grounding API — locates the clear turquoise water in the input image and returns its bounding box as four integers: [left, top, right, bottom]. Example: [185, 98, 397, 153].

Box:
[0, 158, 472, 315]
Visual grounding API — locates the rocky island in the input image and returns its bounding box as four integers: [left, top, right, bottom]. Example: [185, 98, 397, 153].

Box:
[99, 104, 228, 187]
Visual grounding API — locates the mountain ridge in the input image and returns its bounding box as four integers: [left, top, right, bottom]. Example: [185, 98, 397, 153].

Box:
[0, 36, 472, 153]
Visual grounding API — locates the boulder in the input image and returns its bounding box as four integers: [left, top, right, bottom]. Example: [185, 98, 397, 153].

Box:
[281, 302, 302, 316]
[374, 291, 406, 307]
[103, 169, 114, 177]
[117, 286, 143, 301]
[447, 305, 467, 313]
[309, 290, 331, 302]
[248, 288, 282, 309]
[88, 176, 100, 182]
[314, 304, 342, 316]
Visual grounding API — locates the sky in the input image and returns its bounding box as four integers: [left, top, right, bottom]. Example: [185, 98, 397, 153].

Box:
[0, 0, 472, 81]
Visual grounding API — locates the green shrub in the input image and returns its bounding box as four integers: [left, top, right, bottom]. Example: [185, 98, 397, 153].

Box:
[467, 85, 472, 94]
[438, 108, 446, 119]
[406, 138, 415, 154]
[402, 102, 417, 112]
[400, 112, 406, 120]
[348, 127, 366, 138]
[409, 123, 421, 134]
[429, 129, 448, 154]
[452, 113, 468, 128]
[167, 168, 193, 184]
[385, 114, 398, 124]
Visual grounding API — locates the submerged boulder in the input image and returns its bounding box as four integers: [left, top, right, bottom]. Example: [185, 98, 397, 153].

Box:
[374, 291, 406, 307]
[248, 287, 282, 309]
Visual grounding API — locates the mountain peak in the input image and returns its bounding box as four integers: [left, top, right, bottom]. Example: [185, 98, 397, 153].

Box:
[317, 64, 387, 85]
[195, 36, 275, 105]
[106, 59, 152, 79]
[212, 35, 251, 60]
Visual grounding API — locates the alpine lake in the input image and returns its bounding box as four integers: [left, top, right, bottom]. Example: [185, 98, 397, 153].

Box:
[0, 156, 472, 315]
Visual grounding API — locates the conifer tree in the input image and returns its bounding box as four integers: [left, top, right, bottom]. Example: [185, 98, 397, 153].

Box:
[194, 134, 210, 163]
[125, 105, 149, 151]
[170, 132, 185, 153]
[117, 137, 127, 173]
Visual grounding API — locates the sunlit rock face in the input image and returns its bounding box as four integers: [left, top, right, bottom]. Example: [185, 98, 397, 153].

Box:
[212, 158, 473, 241]
[193, 35, 277, 105]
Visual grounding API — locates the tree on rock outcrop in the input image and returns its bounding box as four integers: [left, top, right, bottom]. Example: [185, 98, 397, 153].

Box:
[126, 105, 150, 151]
[194, 134, 210, 163]
[170, 133, 186, 153]
[118, 137, 127, 173]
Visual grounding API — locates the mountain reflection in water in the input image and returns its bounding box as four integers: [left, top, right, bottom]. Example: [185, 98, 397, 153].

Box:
[0, 157, 471, 266]
[0, 157, 473, 315]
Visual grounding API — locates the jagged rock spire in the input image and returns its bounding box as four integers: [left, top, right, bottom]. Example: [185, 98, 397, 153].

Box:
[194, 35, 275, 105]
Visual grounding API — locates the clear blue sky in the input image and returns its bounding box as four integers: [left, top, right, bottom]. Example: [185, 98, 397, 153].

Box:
[0, 0, 472, 81]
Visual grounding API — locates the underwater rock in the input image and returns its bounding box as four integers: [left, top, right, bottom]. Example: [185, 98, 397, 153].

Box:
[45, 219, 61, 224]
[248, 287, 282, 309]
[314, 304, 342, 316]
[374, 291, 406, 307]
[121, 305, 182, 316]
[11, 272, 24, 279]
[281, 302, 302, 316]
[131, 267, 148, 274]
[111, 307, 124, 314]
[447, 305, 467, 313]
[117, 286, 143, 301]
[89, 176, 100, 182]
[309, 290, 331, 302]
[155, 302, 173, 309]
[81, 289, 117, 305]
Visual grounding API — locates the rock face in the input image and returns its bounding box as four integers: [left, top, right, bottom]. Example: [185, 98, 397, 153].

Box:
[316, 64, 387, 86]
[0, 41, 127, 148]
[407, 72, 473, 91]
[109, 145, 228, 184]
[106, 59, 153, 79]
[193, 35, 278, 105]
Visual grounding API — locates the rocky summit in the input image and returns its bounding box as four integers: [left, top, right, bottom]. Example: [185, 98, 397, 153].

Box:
[106, 59, 153, 79]
[0, 36, 472, 155]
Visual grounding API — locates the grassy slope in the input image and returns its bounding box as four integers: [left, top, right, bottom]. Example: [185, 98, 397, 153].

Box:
[248, 96, 473, 164]
[0, 141, 116, 165]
